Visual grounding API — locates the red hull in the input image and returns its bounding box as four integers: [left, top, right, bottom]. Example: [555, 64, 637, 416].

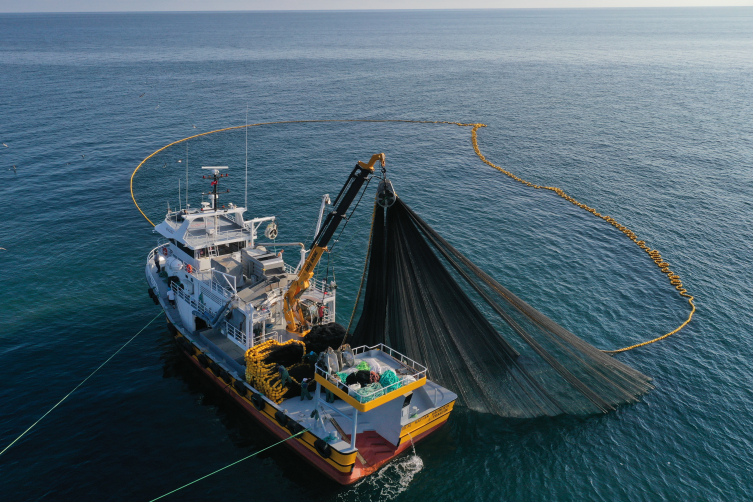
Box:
[180, 346, 449, 484]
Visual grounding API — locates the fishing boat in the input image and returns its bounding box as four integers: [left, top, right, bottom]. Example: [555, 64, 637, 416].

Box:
[144, 155, 457, 484]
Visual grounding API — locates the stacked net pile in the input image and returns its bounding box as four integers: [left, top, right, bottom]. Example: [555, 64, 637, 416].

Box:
[352, 198, 654, 418]
[244, 324, 349, 403]
[245, 339, 305, 403]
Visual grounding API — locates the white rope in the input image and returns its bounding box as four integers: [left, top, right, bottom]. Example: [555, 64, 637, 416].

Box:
[0, 311, 164, 458]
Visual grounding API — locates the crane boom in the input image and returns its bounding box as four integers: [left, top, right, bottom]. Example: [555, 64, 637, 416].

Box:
[284, 153, 385, 334]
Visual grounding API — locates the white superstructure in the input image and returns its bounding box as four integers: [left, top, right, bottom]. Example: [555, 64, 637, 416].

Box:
[146, 167, 336, 371]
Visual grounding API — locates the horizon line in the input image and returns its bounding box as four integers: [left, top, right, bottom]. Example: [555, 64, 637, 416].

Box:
[2, 5, 752, 14]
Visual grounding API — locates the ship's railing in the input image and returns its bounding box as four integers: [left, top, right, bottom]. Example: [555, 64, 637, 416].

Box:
[253, 330, 280, 346]
[314, 344, 427, 404]
[183, 228, 250, 249]
[284, 263, 334, 300]
[223, 321, 247, 347]
[146, 248, 160, 292]
[150, 243, 233, 306]
[185, 268, 234, 304]
[212, 269, 237, 294]
[172, 281, 214, 316]
[196, 269, 234, 297]
[198, 282, 227, 307]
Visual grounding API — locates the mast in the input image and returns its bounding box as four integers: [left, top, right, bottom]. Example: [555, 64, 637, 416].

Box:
[245, 105, 248, 211]
[201, 166, 229, 210]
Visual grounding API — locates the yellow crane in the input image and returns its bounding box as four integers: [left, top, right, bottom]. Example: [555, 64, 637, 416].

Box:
[284, 153, 385, 335]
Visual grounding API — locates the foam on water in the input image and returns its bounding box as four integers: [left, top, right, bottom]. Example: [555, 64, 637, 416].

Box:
[337, 437, 424, 502]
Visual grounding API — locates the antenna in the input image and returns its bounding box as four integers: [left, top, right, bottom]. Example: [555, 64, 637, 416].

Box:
[245, 105, 248, 211]
[185, 143, 188, 209]
[201, 166, 229, 210]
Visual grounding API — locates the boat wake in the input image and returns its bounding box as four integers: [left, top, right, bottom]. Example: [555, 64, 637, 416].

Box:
[337, 442, 424, 502]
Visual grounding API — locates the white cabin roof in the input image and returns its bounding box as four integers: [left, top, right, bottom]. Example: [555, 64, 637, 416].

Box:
[155, 206, 248, 249]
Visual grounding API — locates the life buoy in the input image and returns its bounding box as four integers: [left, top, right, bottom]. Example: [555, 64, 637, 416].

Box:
[162, 247, 168, 256]
[185, 264, 193, 274]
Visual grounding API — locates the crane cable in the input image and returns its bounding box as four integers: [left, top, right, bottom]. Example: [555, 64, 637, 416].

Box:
[130, 120, 694, 354]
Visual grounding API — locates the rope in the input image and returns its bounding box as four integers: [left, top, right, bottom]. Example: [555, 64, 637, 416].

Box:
[0, 311, 163, 458]
[468, 124, 695, 354]
[131, 120, 694, 354]
[130, 119, 475, 228]
[148, 429, 308, 501]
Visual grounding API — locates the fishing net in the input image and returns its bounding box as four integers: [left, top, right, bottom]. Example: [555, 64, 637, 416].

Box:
[245, 339, 306, 403]
[351, 198, 654, 418]
[304, 323, 348, 354]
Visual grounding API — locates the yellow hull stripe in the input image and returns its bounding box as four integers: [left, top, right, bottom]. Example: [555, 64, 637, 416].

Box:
[176, 335, 357, 471]
[399, 400, 455, 439]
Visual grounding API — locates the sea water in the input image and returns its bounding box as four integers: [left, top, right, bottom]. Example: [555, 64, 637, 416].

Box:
[0, 8, 752, 501]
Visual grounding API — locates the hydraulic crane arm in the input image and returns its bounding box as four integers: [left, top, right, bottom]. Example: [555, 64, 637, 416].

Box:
[284, 153, 385, 334]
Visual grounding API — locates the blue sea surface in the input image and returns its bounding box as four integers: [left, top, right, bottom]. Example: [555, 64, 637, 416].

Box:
[1, 8, 752, 501]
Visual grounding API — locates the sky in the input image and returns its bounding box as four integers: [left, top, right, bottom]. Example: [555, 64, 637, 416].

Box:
[0, 1, 752, 13]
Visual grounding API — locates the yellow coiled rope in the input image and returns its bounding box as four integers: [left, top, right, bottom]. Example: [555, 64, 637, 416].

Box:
[131, 120, 694, 354]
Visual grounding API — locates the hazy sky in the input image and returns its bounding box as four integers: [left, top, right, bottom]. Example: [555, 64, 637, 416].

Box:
[1, 1, 751, 13]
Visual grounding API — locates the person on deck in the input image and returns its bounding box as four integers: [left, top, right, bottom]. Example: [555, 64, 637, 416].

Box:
[300, 378, 313, 401]
[167, 288, 175, 306]
[278, 365, 292, 387]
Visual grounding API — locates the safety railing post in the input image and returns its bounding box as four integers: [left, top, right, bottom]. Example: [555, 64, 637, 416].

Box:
[351, 409, 359, 450]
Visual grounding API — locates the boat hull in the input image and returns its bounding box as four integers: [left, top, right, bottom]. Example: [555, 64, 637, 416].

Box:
[172, 330, 452, 485]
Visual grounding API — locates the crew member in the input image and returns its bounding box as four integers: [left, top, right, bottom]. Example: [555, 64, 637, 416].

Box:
[278, 365, 292, 387]
[167, 288, 175, 306]
[300, 378, 313, 401]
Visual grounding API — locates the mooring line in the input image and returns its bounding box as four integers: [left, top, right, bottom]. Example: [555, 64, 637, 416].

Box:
[130, 120, 694, 353]
[0, 311, 164, 459]
[148, 429, 308, 501]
